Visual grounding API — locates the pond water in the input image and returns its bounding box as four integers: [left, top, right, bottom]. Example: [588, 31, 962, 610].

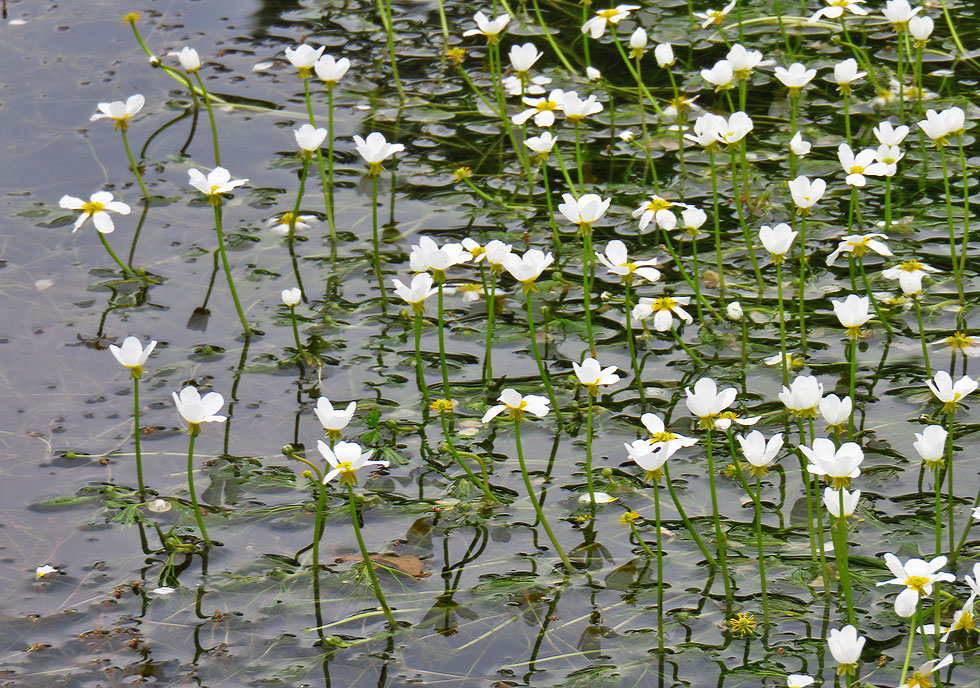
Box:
[5, 0, 980, 685]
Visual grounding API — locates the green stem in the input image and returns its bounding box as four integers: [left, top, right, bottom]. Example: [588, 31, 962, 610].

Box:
[612, 35, 663, 116]
[898, 610, 918, 686]
[706, 429, 733, 604]
[653, 483, 665, 652]
[193, 72, 221, 166]
[376, 0, 405, 102]
[525, 291, 564, 425]
[289, 156, 310, 243]
[289, 306, 303, 353]
[440, 412, 496, 502]
[837, 489, 855, 625]
[585, 393, 596, 505]
[624, 280, 646, 405]
[732, 455, 769, 628]
[371, 174, 386, 308]
[957, 135, 971, 280]
[119, 128, 150, 201]
[660, 228, 721, 320]
[530, 0, 575, 73]
[347, 485, 397, 626]
[98, 231, 131, 275]
[414, 311, 430, 405]
[582, 229, 596, 357]
[843, 91, 852, 147]
[480, 264, 496, 384]
[914, 296, 932, 376]
[777, 261, 788, 385]
[690, 231, 705, 323]
[212, 204, 252, 336]
[858, 259, 894, 335]
[708, 150, 726, 293]
[729, 149, 764, 290]
[514, 422, 573, 570]
[662, 463, 718, 567]
[186, 431, 211, 547]
[437, 283, 451, 399]
[939, 145, 965, 304]
[798, 214, 808, 351]
[325, 88, 337, 240]
[133, 377, 145, 497]
[848, 337, 857, 439]
[947, 410, 956, 556]
[573, 122, 585, 194]
[312, 480, 327, 572]
[672, 328, 706, 366]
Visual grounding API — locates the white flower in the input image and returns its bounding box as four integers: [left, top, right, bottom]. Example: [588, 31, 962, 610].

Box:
[409, 236, 468, 275]
[509, 43, 543, 73]
[779, 375, 824, 417]
[714, 411, 760, 431]
[481, 388, 550, 423]
[314, 398, 356, 436]
[717, 111, 753, 145]
[561, 91, 603, 123]
[581, 5, 640, 38]
[909, 14, 934, 42]
[512, 88, 565, 127]
[826, 233, 893, 266]
[823, 486, 861, 518]
[295, 123, 327, 152]
[882, 259, 939, 296]
[832, 294, 872, 334]
[463, 11, 510, 41]
[685, 112, 726, 147]
[913, 424, 948, 468]
[504, 74, 551, 96]
[727, 301, 743, 321]
[558, 193, 611, 229]
[802, 438, 864, 487]
[318, 440, 388, 486]
[833, 58, 865, 87]
[701, 60, 735, 91]
[879, 553, 955, 616]
[789, 132, 812, 156]
[59, 191, 131, 234]
[484, 240, 513, 270]
[281, 287, 302, 307]
[504, 248, 554, 288]
[928, 370, 978, 412]
[727, 44, 767, 79]
[919, 106, 966, 144]
[737, 430, 783, 475]
[172, 386, 226, 427]
[655, 43, 675, 67]
[876, 144, 904, 176]
[35, 564, 58, 579]
[586, 66, 602, 81]
[788, 176, 825, 212]
[827, 625, 865, 672]
[680, 207, 708, 235]
[314, 54, 350, 85]
[109, 336, 157, 373]
[188, 167, 248, 197]
[285, 44, 325, 74]
[169, 47, 202, 72]
[810, 0, 869, 22]
[596, 240, 661, 283]
[820, 394, 852, 428]
[632, 195, 682, 231]
[903, 656, 955, 687]
[685, 377, 737, 425]
[391, 273, 438, 312]
[625, 439, 670, 476]
[90, 94, 145, 129]
[572, 357, 620, 393]
[640, 412, 698, 460]
[633, 296, 693, 331]
[775, 63, 817, 90]
[353, 132, 405, 172]
[874, 120, 910, 146]
[629, 27, 647, 58]
[267, 213, 316, 236]
[759, 223, 797, 260]
[883, 0, 920, 28]
[525, 131, 557, 161]
[838, 143, 889, 186]
[694, 0, 736, 28]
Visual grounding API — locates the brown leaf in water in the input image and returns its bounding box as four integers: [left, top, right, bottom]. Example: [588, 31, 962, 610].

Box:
[335, 553, 430, 578]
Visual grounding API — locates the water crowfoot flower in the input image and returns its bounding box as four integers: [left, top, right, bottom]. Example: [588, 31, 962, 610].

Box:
[833, 58, 866, 93]
[685, 378, 737, 428]
[802, 438, 863, 488]
[409, 236, 469, 279]
[169, 46, 201, 72]
[90, 94, 145, 130]
[60, 191, 131, 234]
[913, 424, 948, 469]
[596, 240, 661, 283]
[285, 44, 325, 77]
[314, 54, 350, 87]
[882, 260, 938, 295]
[353, 132, 405, 175]
[694, 0, 736, 28]
[632, 296, 693, 331]
[558, 193, 611, 233]
[481, 389, 550, 423]
[826, 233, 893, 266]
[463, 11, 510, 42]
[810, 0, 868, 22]
[512, 89, 565, 127]
[787, 675, 815, 688]
[927, 370, 977, 412]
[641, 412, 698, 457]
[509, 43, 542, 75]
[736, 430, 783, 476]
[779, 375, 824, 418]
[581, 5, 640, 38]
[294, 124, 327, 153]
[820, 394, 853, 431]
[759, 223, 797, 262]
[833, 294, 872, 336]
[775, 63, 818, 92]
[823, 487, 861, 518]
[392, 273, 439, 312]
[828, 625, 865, 675]
[909, 14, 934, 43]
[902, 656, 954, 688]
[318, 440, 388, 486]
[315, 397, 356, 439]
[188, 167, 248, 201]
[110, 336, 156, 378]
[561, 92, 604, 123]
[503, 248, 553, 292]
[788, 176, 825, 214]
[572, 357, 620, 395]
[838, 144, 889, 186]
[173, 386, 226, 433]
[789, 133, 812, 156]
[879, 553, 955, 616]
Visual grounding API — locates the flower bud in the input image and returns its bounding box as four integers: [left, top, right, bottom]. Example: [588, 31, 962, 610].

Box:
[655, 43, 675, 67]
[727, 301, 743, 321]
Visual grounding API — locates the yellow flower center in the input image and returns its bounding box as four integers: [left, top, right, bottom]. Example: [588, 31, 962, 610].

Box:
[81, 201, 105, 216]
[209, 185, 223, 195]
[946, 331, 974, 352]
[645, 198, 672, 212]
[453, 166, 473, 181]
[430, 398, 455, 414]
[954, 610, 976, 632]
[900, 260, 924, 272]
[598, 9, 620, 18]
[447, 47, 466, 64]
[650, 431, 676, 442]
[728, 613, 757, 637]
[905, 575, 930, 594]
[849, 165, 865, 175]
[535, 100, 559, 112]
[618, 510, 641, 526]
[651, 297, 677, 312]
[337, 461, 358, 487]
[907, 671, 935, 688]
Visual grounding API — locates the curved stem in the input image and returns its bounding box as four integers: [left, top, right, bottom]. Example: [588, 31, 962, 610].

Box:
[186, 432, 211, 547]
[133, 377, 145, 497]
[312, 480, 327, 572]
[584, 393, 596, 505]
[706, 429, 733, 603]
[119, 128, 150, 201]
[662, 463, 718, 567]
[98, 231, 132, 275]
[525, 292, 564, 425]
[437, 283, 451, 399]
[440, 412, 496, 502]
[414, 311, 430, 405]
[212, 204, 252, 336]
[777, 261, 788, 385]
[193, 72, 221, 166]
[347, 485, 397, 626]
[514, 422, 573, 570]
